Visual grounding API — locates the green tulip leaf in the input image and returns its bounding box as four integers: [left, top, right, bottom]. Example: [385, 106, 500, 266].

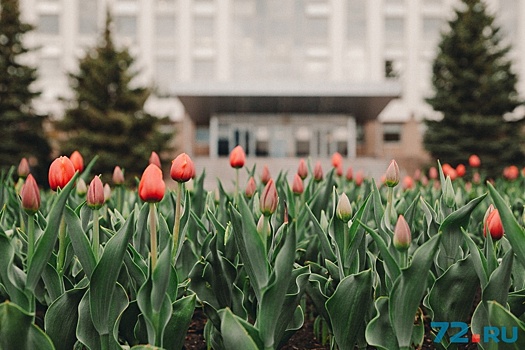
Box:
[63, 205, 97, 279]
[486, 301, 525, 350]
[219, 308, 261, 350]
[162, 294, 197, 350]
[0, 233, 31, 311]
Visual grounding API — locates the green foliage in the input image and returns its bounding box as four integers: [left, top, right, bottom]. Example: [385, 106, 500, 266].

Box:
[56, 12, 172, 181]
[425, 0, 525, 177]
[0, 0, 51, 183]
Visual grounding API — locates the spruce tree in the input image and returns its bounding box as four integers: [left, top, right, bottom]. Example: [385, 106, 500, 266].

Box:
[57, 13, 172, 181]
[0, 0, 51, 182]
[424, 0, 525, 178]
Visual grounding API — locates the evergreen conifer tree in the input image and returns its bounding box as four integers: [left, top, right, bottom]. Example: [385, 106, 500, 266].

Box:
[57, 12, 172, 180]
[424, 0, 525, 178]
[0, 0, 51, 181]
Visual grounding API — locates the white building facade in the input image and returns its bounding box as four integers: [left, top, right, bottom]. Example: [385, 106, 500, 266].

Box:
[16, 0, 525, 170]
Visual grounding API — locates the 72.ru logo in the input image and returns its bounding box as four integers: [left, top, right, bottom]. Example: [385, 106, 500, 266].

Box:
[431, 321, 518, 343]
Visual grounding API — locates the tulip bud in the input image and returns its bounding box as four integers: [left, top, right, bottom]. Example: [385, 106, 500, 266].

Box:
[503, 165, 519, 181]
[260, 178, 278, 216]
[331, 152, 343, 169]
[229, 145, 245, 169]
[292, 173, 304, 195]
[336, 193, 352, 223]
[245, 176, 256, 198]
[139, 164, 166, 203]
[428, 167, 438, 180]
[170, 153, 195, 183]
[70, 151, 84, 173]
[20, 174, 40, 214]
[345, 166, 353, 181]
[260, 165, 271, 185]
[384, 159, 399, 187]
[18, 158, 30, 178]
[49, 156, 76, 191]
[484, 208, 504, 241]
[313, 161, 323, 182]
[336, 164, 343, 177]
[402, 175, 414, 190]
[257, 214, 271, 238]
[113, 166, 125, 185]
[87, 176, 105, 209]
[355, 171, 364, 186]
[393, 215, 411, 251]
[456, 164, 466, 177]
[76, 178, 88, 196]
[149, 151, 161, 168]
[469, 154, 481, 168]
[297, 158, 308, 180]
[443, 176, 455, 208]
[104, 183, 111, 202]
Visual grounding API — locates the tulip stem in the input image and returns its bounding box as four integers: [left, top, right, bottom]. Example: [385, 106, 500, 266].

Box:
[399, 250, 408, 269]
[57, 216, 66, 276]
[92, 209, 100, 262]
[149, 203, 157, 270]
[235, 168, 239, 200]
[172, 182, 183, 265]
[27, 214, 35, 267]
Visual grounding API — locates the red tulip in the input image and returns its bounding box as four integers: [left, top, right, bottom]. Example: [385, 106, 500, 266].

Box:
[49, 156, 76, 191]
[336, 164, 343, 177]
[87, 175, 105, 209]
[18, 158, 30, 178]
[297, 158, 308, 180]
[384, 159, 400, 187]
[345, 166, 353, 181]
[402, 175, 414, 190]
[428, 167, 438, 180]
[484, 208, 504, 241]
[313, 161, 323, 182]
[229, 145, 245, 169]
[331, 152, 343, 169]
[70, 151, 84, 172]
[260, 179, 278, 216]
[170, 153, 195, 183]
[139, 164, 166, 203]
[456, 164, 466, 177]
[113, 166, 125, 185]
[292, 173, 304, 195]
[245, 177, 256, 198]
[503, 165, 519, 181]
[355, 171, 364, 186]
[20, 174, 40, 213]
[149, 151, 161, 168]
[261, 165, 271, 185]
[469, 154, 481, 168]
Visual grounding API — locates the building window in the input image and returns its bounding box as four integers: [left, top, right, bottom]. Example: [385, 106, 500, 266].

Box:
[38, 14, 60, 35]
[422, 17, 443, 48]
[295, 126, 311, 157]
[156, 14, 177, 38]
[115, 15, 137, 38]
[385, 60, 399, 79]
[255, 127, 269, 156]
[196, 127, 209, 144]
[155, 57, 177, 93]
[193, 16, 215, 48]
[383, 123, 402, 143]
[304, 16, 328, 46]
[79, 0, 98, 35]
[193, 58, 215, 81]
[384, 17, 405, 49]
[347, 0, 366, 45]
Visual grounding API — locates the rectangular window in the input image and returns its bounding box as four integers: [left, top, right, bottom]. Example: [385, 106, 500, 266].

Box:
[155, 57, 177, 93]
[383, 123, 402, 143]
[193, 16, 215, 48]
[385, 17, 405, 49]
[115, 15, 137, 38]
[79, 0, 98, 35]
[156, 14, 176, 38]
[193, 59, 215, 81]
[38, 14, 60, 35]
[347, 0, 366, 45]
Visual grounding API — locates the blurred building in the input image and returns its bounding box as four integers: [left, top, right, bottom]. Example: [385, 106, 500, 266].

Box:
[18, 0, 525, 178]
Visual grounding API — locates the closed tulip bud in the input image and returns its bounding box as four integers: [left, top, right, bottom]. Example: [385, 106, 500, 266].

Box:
[336, 193, 352, 223]
[257, 215, 271, 237]
[229, 145, 245, 169]
[331, 152, 343, 169]
[49, 156, 76, 191]
[469, 154, 481, 168]
[484, 208, 504, 241]
[104, 183, 111, 202]
[261, 165, 271, 185]
[139, 164, 166, 203]
[260, 178, 278, 216]
[355, 171, 364, 186]
[113, 166, 125, 185]
[313, 161, 323, 182]
[297, 158, 308, 179]
[443, 176, 455, 208]
[20, 174, 40, 214]
[456, 164, 466, 177]
[292, 173, 304, 195]
[402, 176, 414, 190]
[18, 158, 30, 178]
[346, 166, 353, 181]
[336, 164, 343, 177]
[428, 167, 438, 180]
[170, 153, 195, 183]
[503, 165, 519, 181]
[245, 177, 256, 198]
[149, 151, 161, 168]
[393, 215, 411, 251]
[384, 159, 399, 187]
[70, 151, 84, 173]
[87, 176, 105, 209]
[76, 178, 88, 196]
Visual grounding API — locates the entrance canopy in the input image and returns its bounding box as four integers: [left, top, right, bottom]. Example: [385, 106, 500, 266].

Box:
[171, 81, 401, 125]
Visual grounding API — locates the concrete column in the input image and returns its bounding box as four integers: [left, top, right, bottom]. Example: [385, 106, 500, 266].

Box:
[138, 0, 154, 86]
[517, 0, 525, 95]
[62, 0, 77, 73]
[367, 0, 383, 82]
[210, 116, 219, 158]
[216, 0, 231, 81]
[178, 0, 192, 81]
[347, 116, 357, 159]
[330, 0, 344, 81]
[405, 0, 420, 109]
